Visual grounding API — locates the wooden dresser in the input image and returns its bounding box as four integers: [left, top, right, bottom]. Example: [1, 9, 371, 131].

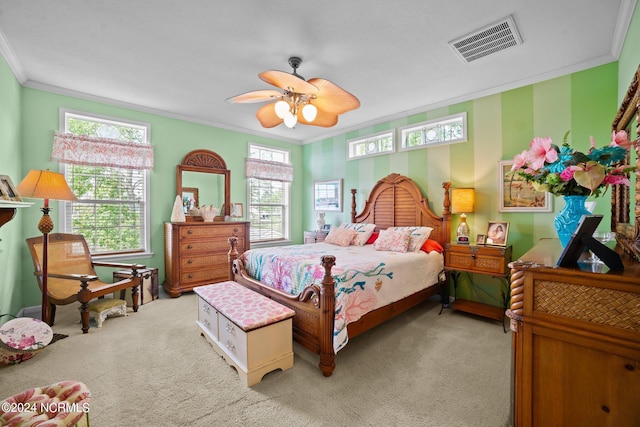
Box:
[164, 221, 250, 297]
[508, 238, 640, 427]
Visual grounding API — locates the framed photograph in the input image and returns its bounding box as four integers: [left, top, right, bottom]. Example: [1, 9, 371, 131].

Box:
[0, 175, 21, 202]
[231, 202, 244, 218]
[182, 187, 198, 213]
[498, 160, 551, 212]
[476, 234, 486, 245]
[486, 221, 509, 246]
[314, 179, 343, 212]
[322, 223, 331, 231]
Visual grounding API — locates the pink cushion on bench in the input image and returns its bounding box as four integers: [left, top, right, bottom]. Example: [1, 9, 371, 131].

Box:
[194, 281, 295, 332]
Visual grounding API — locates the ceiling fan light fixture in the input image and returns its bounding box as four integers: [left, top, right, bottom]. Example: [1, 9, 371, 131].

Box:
[228, 56, 359, 129]
[302, 103, 317, 122]
[283, 111, 298, 128]
[274, 100, 289, 119]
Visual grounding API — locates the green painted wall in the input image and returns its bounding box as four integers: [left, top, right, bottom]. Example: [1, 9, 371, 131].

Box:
[0, 55, 24, 319]
[302, 63, 619, 307]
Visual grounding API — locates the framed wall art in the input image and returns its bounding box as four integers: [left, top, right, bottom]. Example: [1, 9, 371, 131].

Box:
[314, 179, 343, 212]
[498, 160, 551, 212]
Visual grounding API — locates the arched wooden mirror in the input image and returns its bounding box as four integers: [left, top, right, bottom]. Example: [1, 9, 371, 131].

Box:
[611, 64, 640, 261]
[176, 149, 231, 220]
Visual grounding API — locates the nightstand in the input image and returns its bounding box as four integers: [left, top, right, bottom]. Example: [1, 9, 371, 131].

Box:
[304, 230, 328, 244]
[442, 243, 512, 331]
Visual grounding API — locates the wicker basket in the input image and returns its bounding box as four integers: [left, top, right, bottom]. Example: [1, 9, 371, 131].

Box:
[0, 317, 52, 365]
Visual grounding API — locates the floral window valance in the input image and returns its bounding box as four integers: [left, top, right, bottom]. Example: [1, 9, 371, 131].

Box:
[51, 131, 154, 170]
[245, 158, 293, 182]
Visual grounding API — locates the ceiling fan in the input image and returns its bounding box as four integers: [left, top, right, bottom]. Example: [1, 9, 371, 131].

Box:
[226, 56, 360, 129]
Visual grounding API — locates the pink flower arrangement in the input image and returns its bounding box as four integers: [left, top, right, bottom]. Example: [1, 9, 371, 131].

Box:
[510, 130, 637, 197]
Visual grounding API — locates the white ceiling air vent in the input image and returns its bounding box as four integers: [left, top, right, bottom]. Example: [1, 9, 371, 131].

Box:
[449, 15, 522, 63]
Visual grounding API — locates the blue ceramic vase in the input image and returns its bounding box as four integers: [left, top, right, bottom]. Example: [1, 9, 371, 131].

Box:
[554, 195, 592, 247]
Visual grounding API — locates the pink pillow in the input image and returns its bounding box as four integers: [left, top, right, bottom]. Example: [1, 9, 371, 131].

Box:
[324, 227, 358, 247]
[420, 239, 444, 253]
[373, 228, 412, 253]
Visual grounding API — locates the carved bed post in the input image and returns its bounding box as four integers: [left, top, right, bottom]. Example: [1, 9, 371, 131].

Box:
[318, 255, 336, 377]
[351, 189, 357, 223]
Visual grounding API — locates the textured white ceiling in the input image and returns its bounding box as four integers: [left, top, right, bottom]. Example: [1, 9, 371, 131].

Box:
[0, 0, 635, 144]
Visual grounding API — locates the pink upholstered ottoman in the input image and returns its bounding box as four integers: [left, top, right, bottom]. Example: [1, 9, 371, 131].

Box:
[195, 281, 295, 386]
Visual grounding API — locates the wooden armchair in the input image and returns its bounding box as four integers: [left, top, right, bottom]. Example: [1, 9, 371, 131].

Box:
[26, 233, 145, 333]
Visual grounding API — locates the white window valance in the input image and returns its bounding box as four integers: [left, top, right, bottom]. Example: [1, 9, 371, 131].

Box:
[51, 131, 154, 170]
[245, 158, 293, 182]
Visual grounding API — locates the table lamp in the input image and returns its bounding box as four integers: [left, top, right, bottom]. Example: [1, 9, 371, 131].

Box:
[17, 169, 77, 323]
[451, 188, 475, 244]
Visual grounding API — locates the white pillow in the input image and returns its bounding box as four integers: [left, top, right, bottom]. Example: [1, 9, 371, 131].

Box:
[339, 222, 376, 246]
[324, 227, 358, 247]
[389, 226, 433, 252]
[373, 228, 412, 253]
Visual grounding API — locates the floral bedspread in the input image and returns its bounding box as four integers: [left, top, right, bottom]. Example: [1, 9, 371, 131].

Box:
[240, 243, 444, 352]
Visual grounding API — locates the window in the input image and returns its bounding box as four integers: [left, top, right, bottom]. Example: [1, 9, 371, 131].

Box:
[399, 112, 467, 151]
[347, 131, 395, 160]
[59, 110, 151, 258]
[246, 144, 291, 243]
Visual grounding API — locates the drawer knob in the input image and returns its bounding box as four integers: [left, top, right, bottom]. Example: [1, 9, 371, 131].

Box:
[225, 340, 236, 353]
[234, 227, 238, 232]
[625, 364, 635, 371]
[188, 273, 193, 279]
[225, 322, 235, 334]
[187, 259, 193, 264]
[203, 319, 210, 329]
[187, 244, 193, 249]
[202, 304, 210, 314]
[188, 229, 193, 234]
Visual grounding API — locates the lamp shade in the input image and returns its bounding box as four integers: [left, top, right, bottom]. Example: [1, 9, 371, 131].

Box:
[17, 170, 77, 202]
[451, 188, 475, 214]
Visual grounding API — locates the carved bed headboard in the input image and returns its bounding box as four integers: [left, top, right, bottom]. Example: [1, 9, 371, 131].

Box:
[349, 173, 452, 246]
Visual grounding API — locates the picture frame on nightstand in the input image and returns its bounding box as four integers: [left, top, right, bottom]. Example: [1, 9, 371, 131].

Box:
[476, 234, 486, 245]
[486, 221, 509, 246]
[322, 224, 331, 231]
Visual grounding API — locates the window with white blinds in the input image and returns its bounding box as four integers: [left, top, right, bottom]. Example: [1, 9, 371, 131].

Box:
[246, 144, 291, 243]
[59, 110, 151, 258]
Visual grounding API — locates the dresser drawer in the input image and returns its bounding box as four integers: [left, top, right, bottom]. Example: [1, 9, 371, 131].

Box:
[180, 267, 227, 284]
[198, 298, 218, 340]
[218, 313, 248, 368]
[179, 239, 244, 255]
[179, 225, 245, 240]
[180, 253, 230, 269]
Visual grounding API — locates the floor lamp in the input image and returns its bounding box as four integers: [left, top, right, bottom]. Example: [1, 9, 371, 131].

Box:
[17, 169, 77, 324]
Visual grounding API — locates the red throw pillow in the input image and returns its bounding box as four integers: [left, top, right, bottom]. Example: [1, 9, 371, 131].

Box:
[366, 231, 379, 244]
[421, 239, 444, 253]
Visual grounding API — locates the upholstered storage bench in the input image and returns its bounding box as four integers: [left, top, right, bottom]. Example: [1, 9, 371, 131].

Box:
[194, 281, 295, 386]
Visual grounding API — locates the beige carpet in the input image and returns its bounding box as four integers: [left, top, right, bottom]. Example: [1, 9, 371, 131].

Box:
[1, 293, 512, 426]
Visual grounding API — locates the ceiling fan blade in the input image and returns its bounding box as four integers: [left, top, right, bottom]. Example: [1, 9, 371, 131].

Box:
[298, 107, 339, 128]
[226, 89, 282, 104]
[306, 78, 360, 114]
[256, 103, 283, 128]
[259, 70, 318, 94]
